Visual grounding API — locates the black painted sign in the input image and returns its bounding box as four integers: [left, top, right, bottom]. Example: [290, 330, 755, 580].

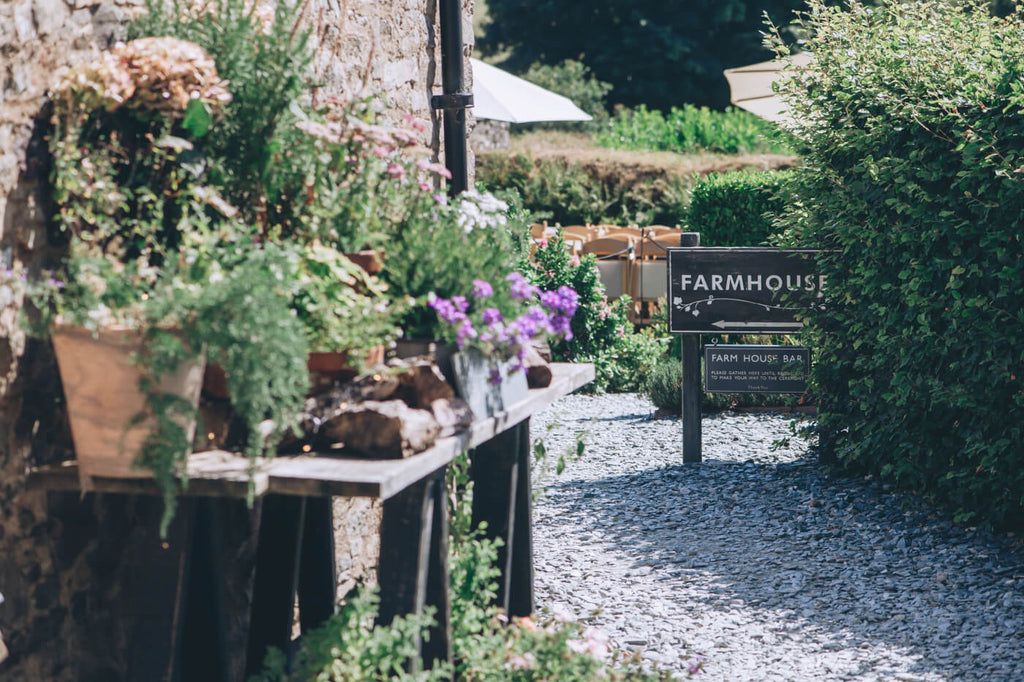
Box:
[667, 248, 822, 334]
[704, 345, 810, 394]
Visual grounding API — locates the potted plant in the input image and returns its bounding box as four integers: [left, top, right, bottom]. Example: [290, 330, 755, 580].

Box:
[377, 188, 578, 415]
[38, 36, 313, 534]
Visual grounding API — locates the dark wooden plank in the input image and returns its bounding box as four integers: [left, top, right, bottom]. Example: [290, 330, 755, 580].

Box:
[245, 495, 306, 678]
[27, 450, 269, 498]
[422, 473, 453, 668]
[124, 497, 196, 682]
[507, 420, 535, 617]
[682, 335, 703, 464]
[179, 499, 230, 682]
[298, 496, 338, 634]
[377, 476, 434, 666]
[469, 426, 519, 613]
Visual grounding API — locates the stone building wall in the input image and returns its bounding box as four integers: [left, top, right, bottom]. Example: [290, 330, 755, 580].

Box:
[0, 0, 474, 679]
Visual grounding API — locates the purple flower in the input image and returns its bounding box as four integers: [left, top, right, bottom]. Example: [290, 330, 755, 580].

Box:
[488, 367, 502, 385]
[550, 314, 574, 341]
[471, 279, 494, 299]
[505, 272, 539, 301]
[482, 307, 503, 325]
[429, 296, 464, 324]
[456, 319, 478, 349]
[540, 286, 579, 317]
[451, 295, 469, 313]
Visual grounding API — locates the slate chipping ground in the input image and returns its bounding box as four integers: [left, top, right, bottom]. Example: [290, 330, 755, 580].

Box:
[530, 393, 1024, 681]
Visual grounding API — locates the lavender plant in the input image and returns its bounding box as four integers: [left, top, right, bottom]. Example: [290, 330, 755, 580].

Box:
[428, 274, 578, 381]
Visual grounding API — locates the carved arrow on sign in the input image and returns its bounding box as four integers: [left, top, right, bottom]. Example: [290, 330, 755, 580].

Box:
[711, 320, 803, 330]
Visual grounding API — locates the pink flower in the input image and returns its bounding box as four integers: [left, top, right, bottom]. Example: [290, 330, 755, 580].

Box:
[419, 181, 431, 191]
[386, 163, 405, 179]
[505, 653, 535, 670]
[570, 254, 581, 268]
[404, 113, 428, 132]
[416, 158, 453, 179]
[372, 145, 390, 158]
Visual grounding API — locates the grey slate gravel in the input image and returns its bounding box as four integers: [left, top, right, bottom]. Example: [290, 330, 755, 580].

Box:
[530, 392, 1024, 681]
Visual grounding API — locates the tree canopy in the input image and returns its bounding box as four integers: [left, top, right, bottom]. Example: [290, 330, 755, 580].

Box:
[479, 0, 806, 110]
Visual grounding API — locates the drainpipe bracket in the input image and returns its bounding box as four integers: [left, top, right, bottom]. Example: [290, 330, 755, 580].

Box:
[431, 93, 474, 110]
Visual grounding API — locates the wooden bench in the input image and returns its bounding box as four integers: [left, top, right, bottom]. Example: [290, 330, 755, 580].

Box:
[29, 362, 594, 680]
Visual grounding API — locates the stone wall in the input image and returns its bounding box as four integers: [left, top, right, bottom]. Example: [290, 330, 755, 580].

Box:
[0, 0, 473, 678]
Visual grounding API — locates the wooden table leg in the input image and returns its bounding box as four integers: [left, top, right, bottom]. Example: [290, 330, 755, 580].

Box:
[179, 497, 259, 682]
[378, 469, 452, 670]
[245, 495, 306, 677]
[507, 420, 535, 617]
[298, 496, 337, 634]
[423, 473, 452, 667]
[470, 419, 534, 615]
[123, 496, 197, 682]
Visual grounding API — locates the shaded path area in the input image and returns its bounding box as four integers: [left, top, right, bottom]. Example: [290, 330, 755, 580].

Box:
[531, 394, 1024, 681]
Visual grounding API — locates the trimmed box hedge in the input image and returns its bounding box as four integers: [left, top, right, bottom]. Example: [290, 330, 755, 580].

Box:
[775, 0, 1024, 527]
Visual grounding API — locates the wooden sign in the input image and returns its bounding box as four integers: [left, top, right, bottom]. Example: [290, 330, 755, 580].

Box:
[704, 345, 810, 394]
[667, 248, 822, 334]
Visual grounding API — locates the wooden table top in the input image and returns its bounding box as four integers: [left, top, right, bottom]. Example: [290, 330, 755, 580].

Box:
[28, 362, 595, 501]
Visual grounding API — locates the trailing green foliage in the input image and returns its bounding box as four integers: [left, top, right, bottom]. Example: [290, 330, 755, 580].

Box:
[526, 233, 668, 392]
[476, 153, 693, 228]
[773, 0, 1024, 528]
[597, 105, 794, 156]
[686, 170, 793, 246]
[479, 0, 805, 110]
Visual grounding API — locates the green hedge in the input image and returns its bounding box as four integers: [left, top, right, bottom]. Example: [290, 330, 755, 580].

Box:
[686, 170, 791, 246]
[775, 0, 1024, 527]
[476, 153, 692, 227]
[597, 104, 795, 155]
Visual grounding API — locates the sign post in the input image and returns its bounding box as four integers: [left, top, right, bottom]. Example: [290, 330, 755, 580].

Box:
[678, 234, 702, 463]
[667, 246, 820, 463]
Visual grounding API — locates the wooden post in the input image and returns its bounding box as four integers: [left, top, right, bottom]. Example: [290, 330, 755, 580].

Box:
[507, 420, 535, 617]
[469, 425, 520, 613]
[245, 495, 306, 677]
[377, 473, 438, 672]
[123, 496, 196, 682]
[298, 496, 338, 634]
[680, 232, 702, 463]
[423, 474, 453, 667]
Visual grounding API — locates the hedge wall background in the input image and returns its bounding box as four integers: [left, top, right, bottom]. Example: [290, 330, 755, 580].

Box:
[776, 0, 1024, 527]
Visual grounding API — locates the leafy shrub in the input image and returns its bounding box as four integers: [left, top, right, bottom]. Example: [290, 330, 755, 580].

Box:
[773, 0, 1024, 528]
[644, 357, 682, 412]
[476, 153, 693, 227]
[526, 233, 668, 392]
[517, 60, 612, 132]
[686, 170, 792, 246]
[596, 105, 794, 156]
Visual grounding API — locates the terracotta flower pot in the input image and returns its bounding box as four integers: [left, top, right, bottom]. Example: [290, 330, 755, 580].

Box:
[307, 345, 386, 389]
[52, 326, 205, 480]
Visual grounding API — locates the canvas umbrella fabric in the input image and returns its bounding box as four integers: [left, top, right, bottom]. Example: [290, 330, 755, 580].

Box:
[723, 52, 813, 124]
[470, 58, 592, 123]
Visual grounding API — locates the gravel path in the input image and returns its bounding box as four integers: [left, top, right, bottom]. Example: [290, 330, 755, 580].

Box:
[530, 393, 1024, 681]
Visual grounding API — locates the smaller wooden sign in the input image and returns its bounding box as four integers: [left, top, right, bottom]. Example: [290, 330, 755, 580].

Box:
[704, 345, 810, 394]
